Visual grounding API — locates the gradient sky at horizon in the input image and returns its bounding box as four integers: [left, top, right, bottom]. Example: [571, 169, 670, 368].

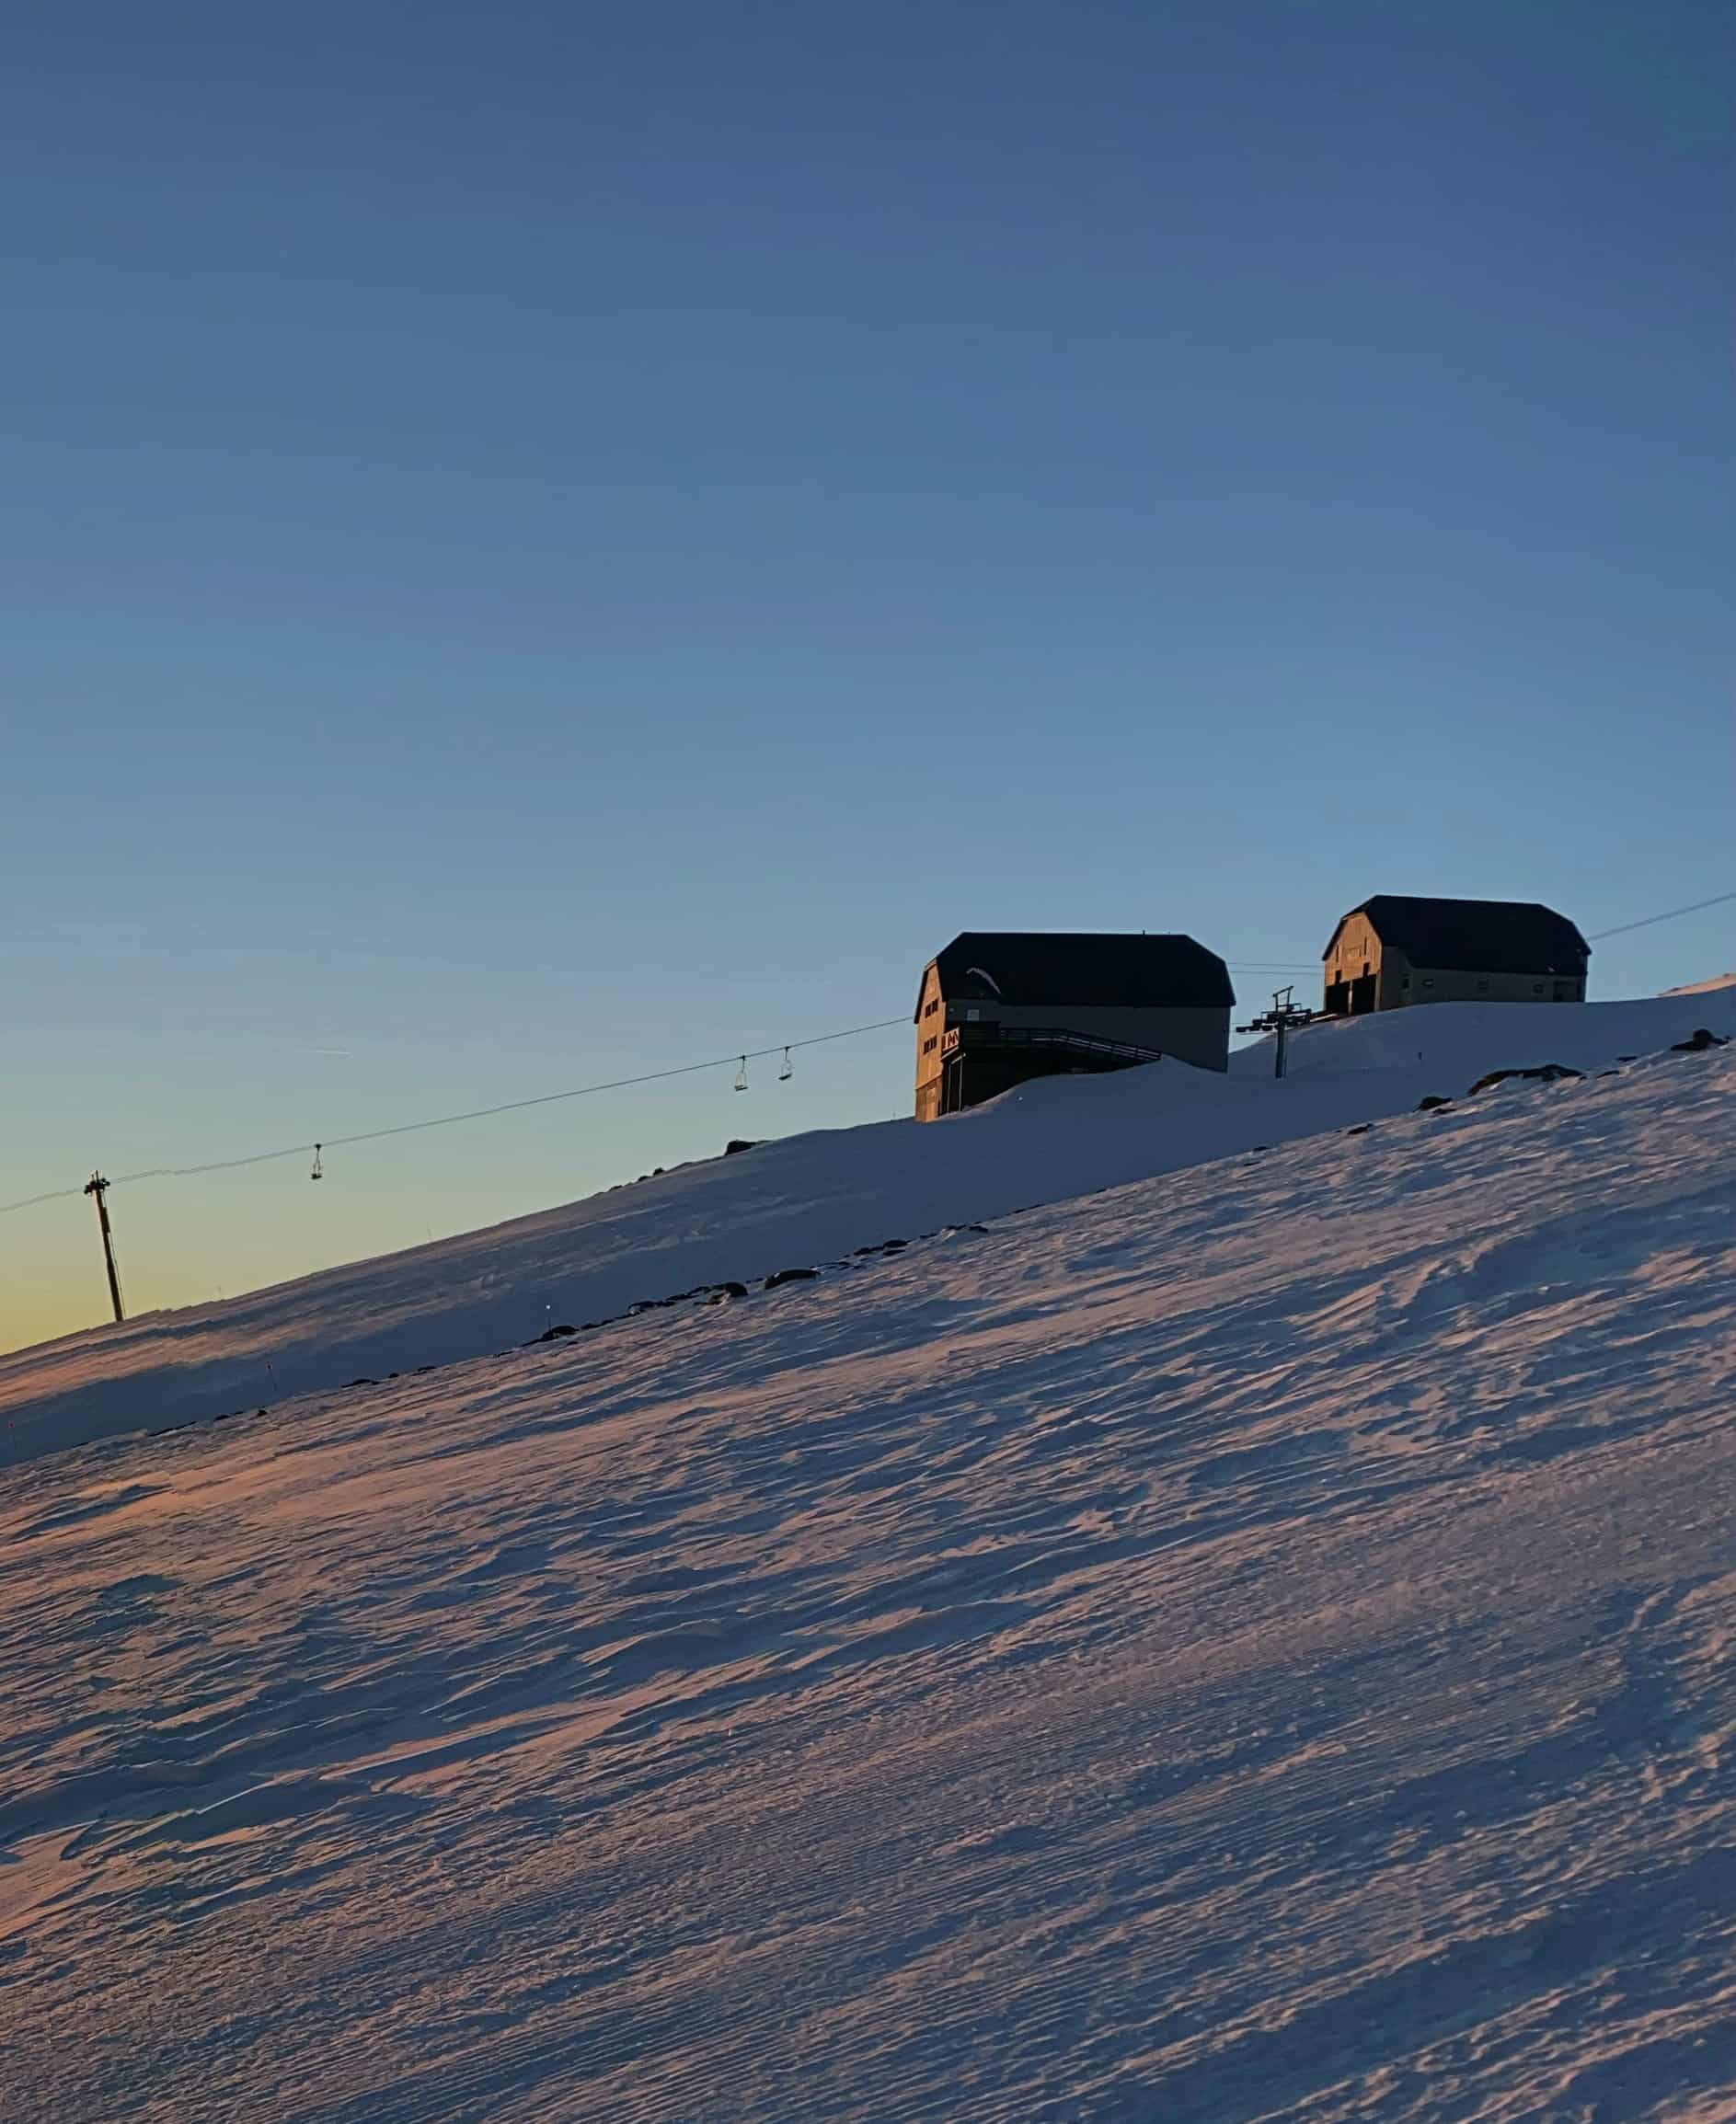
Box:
[4, 0, 1730, 1352]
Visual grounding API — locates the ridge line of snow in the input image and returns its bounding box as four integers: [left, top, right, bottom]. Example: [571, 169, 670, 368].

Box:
[2, 990, 1731, 1464]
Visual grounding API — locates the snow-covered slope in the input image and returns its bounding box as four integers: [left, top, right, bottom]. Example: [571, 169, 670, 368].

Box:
[1662, 971, 1736, 997]
[2, 1037, 1733, 2120]
[5, 990, 1731, 1464]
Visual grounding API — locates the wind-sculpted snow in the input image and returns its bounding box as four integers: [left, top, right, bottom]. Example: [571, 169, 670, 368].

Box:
[3, 988, 1731, 1463]
[2, 1044, 1733, 2119]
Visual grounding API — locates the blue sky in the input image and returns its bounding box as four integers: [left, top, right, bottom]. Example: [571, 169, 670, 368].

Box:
[3, 0, 1730, 1349]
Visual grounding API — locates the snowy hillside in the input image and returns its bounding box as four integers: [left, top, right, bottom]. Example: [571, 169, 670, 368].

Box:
[2, 1030, 1733, 2119]
[4, 987, 1732, 1464]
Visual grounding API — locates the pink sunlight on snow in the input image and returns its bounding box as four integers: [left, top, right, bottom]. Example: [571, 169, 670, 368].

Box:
[1, 996, 1734, 2116]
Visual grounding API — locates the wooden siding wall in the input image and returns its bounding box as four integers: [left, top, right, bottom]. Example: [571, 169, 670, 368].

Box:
[914, 964, 945, 1119]
[1324, 912, 1382, 1005]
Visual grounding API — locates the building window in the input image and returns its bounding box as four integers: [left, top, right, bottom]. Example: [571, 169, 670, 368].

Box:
[1476, 978, 1489, 993]
[1533, 982, 1545, 995]
[1422, 978, 1434, 989]
[924, 997, 938, 1018]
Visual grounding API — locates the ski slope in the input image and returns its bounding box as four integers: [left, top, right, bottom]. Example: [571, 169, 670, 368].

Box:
[1, 1028, 1733, 2119]
[3, 987, 1732, 1464]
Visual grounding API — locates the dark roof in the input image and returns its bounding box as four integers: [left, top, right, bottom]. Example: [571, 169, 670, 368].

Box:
[1327, 896, 1590, 976]
[920, 932, 1234, 1017]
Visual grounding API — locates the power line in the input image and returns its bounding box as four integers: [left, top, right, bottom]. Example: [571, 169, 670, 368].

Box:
[1587, 890, 1735, 944]
[1, 1185, 78, 1216]
[0, 1015, 908, 1216]
[1231, 889, 1736, 967]
[1225, 890, 1736, 970]
[3, 890, 1728, 1221]
[1, 971, 1306, 1217]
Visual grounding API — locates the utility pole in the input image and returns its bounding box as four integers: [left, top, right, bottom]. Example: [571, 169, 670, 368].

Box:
[84, 1172, 125, 1324]
[1236, 985, 1321, 1082]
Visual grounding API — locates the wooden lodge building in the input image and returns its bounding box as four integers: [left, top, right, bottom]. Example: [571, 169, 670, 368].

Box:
[1322, 896, 1590, 1016]
[914, 931, 1234, 1121]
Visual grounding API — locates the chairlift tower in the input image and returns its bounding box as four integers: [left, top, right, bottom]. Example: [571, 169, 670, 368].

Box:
[1236, 985, 1320, 1081]
[83, 1171, 126, 1324]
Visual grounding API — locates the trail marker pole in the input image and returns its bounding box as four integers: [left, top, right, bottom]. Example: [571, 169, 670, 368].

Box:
[84, 1171, 126, 1323]
[1236, 986, 1322, 1082]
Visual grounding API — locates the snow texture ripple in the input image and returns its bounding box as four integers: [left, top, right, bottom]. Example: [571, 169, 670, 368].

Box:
[0, 1028, 1733, 2118]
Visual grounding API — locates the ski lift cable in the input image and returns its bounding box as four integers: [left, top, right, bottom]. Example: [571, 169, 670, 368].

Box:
[1231, 891, 1735, 967]
[0, 1014, 911, 1214]
[121, 1016, 907, 1180]
[3, 889, 1728, 1218]
[1586, 890, 1736, 943]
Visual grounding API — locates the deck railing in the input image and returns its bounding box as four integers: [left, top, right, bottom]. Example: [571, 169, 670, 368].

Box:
[942, 1024, 1164, 1066]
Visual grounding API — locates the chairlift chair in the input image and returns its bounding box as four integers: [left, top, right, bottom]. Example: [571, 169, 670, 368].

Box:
[778, 1046, 793, 1082]
[734, 1056, 749, 1093]
[311, 1143, 323, 1180]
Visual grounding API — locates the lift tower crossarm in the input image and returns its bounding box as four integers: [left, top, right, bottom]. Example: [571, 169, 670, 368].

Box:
[1236, 986, 1323, 1082]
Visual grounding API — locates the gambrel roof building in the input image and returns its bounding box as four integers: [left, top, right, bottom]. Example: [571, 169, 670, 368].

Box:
[1323, 896, 1589, 1016]
[914, 932, 1233, 1121]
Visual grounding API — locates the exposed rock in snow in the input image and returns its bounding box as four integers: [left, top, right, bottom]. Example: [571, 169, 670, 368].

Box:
[1467, 1062, 1582, 1096]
